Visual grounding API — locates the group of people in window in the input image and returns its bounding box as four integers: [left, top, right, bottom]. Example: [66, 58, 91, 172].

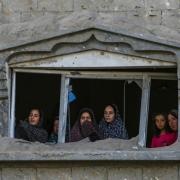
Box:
[150, 110, 178, 148]
[15, 104, 128, 143]
[15, 105, 178, 148]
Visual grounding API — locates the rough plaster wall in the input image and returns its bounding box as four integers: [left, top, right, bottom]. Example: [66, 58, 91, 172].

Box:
[0, 0, 180, 31]
[0, 162, 179, 180]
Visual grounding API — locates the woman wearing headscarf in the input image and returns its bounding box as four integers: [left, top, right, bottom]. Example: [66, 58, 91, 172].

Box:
[69, 108, 101, 142]
[15, 108, 48, 143]
[99, 104, 128, 139]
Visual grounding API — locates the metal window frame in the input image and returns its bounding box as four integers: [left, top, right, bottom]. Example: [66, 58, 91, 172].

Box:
[9, 68, 177, 146]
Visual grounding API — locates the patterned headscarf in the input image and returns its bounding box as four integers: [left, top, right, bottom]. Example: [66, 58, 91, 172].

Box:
[99, 104, 128, 139]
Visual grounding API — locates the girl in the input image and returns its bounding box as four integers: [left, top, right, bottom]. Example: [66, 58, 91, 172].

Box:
[150, 113, 176, 148]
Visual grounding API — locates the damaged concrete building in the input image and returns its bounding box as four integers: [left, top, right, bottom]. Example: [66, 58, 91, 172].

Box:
[0, 0, 180, 179]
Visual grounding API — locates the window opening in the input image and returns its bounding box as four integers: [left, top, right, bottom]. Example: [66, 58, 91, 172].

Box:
[15, 72, 61, 137]
[66, 78, 142, 141]
[10, 69, 177, 147]
[147, 79, 178, 147]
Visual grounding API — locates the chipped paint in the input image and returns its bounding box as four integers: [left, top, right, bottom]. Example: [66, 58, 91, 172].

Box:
[10, 50, 176, 69]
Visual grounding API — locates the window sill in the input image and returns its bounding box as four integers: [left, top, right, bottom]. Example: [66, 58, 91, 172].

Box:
[1, 137, 179, 161]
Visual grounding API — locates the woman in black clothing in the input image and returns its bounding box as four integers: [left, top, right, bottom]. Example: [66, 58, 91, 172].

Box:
[15, 108, 48, 143]
[69, 108, 101, 142]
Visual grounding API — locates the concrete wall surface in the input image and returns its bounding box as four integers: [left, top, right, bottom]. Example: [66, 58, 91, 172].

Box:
[0, 0, 180, 31]
[0, 162, 179, 180]
[0, 0, 180, 172]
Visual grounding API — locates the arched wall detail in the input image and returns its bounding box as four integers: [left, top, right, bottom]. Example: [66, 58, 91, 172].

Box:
[6, 29, 177, 66]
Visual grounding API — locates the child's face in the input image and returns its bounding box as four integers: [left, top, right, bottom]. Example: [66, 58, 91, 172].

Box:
[155, 115, 166, 130]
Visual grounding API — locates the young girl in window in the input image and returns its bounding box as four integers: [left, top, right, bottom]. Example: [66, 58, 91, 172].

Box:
[150, 113, 177, 148]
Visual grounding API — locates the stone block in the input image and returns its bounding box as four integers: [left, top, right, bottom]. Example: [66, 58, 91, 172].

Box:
[0, 2, 2, 12]
[108, 167, 142, 180]
[0, 70, 6, 80]
[125, 10, 162, 25]
[1, 10, 21, 23]
[145, 0, 179, 10]
[37, 0, 73, 12]
[72, 167, 106, 180]
[8, 12, 21, 23]
[162, 9, 180, 29]
[100, 10, 161, 27]
[2, 0, 38, 12]
[0, 80, 7, 90]
[0, 12, 8, 24]
[2, 168, 36, 180]
[144, 10, 162, 25]
[20, 11, 44, 22]
[74, 0, 144, 11]
[37, 168, 71, 180]
[143, 165, 178, 180]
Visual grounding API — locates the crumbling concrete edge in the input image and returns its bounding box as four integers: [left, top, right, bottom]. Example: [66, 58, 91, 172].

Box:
[0, 150, 179, 161]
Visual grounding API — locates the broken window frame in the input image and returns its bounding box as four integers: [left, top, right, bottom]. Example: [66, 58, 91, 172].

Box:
[9, 68, 177, 147]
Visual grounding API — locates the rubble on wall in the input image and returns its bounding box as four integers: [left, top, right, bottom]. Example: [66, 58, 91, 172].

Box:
[0, 136, 178, 161]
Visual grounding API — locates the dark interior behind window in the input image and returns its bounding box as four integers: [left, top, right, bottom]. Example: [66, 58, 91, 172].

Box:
[147, 79, 178, 147]
[15, 72, 61, 133]
[67, 78, 142, 140]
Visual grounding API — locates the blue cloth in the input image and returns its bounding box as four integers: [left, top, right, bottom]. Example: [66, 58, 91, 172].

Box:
[68, 91, 76, 103]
